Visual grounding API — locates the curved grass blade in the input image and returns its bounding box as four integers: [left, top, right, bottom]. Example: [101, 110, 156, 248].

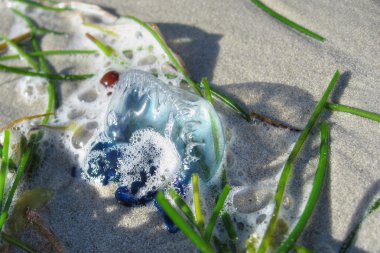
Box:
[1, 232, 36, 253]
[124, 15, 202, 96]
[203, 79, 221, 165]
[207, 87, 251, 122]
[168, 188, 197, 227]
[339, 198, 380, 253]
[155, 191, 215, 253]
[30, 22, 63, 123]
[222, 211, 237, 241]
[0, 64, 93, 80]
[11, 8, 57, 36]
[31, 41, 55, 124]
[85, 33, 116, 57]
[125, 15, 255, 121]
[250, 0, 325, 42]
[201, 77, 213, 104]
[192, 174, 205, 234]
[12, 8, 58, 123]
[0, 113, 54, 133]
[209, 111, 221, 163]
[204, 184, 231, 242]
[326, 103, 380, 123]
[1, 35, 39, 71]
[0, 32, 31, 53]
[213, 236, 233, 253]
[0, 130, 11, 210]
[0, 148, 32, 230]
[222, 211, 237, 252]
[13, 0, 71, 12]
[34, 27, 65, 36]
[0, 50, 97, 61]
[83, 21, 118, 37]
[0, 146, 16, 173]
[276, 122, 329, 253]
[11, 9, 34, 28]
[257, 70, 340, 253]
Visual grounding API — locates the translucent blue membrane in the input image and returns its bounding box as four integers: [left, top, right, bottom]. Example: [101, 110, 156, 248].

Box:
[85, 70, 225, 207]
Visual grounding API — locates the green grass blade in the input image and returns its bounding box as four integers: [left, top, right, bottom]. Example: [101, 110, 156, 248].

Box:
[192, 174, 205, 234]
[209, 111, 221, 163]
[124, 15, 254, 121]
[222, 211, 237, 241]
[339, 198, 380, 253]
[293, 245, 316, 253]
[33, 50, 97, 56]
[326, 103, 380, 123]
[257, 70, 340, 253]
[13, 0, 70, 12]
[221, 211, 237, 252]
[213, 236, 233, 253]
[204, 184, 231, 242]
[0, 130, 11, 210]
[11, 9, 34, 27]
[0, 63, 93, 80]
[276, 122, 329, 253]
[12, 8, 58, 123]
[168, 188, 197, 227]
[0, 147, 32, 230]
[83, 21, 118, 37]
[34, 27, 65, 36]
[1, 232, 36, 253]
[85, 33, 116, 57]
[0, 55, 22, 61]
[1, 35, 39, 71]
[201, 77, 213, 104]
[0, 50, 97, 61]
[124, 15, 202, 96]
[155, 191, 215, 253]
[30, 38, 56, 124]
[202, 78, 222, 164]
[207, 87, 251, 122]
[250, 0, 325, 42]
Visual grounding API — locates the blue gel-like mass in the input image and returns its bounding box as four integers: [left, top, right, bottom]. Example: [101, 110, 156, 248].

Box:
[85, 70, 225, 207]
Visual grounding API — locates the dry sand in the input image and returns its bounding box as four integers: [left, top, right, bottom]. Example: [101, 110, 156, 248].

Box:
[0, 0, 379, 252]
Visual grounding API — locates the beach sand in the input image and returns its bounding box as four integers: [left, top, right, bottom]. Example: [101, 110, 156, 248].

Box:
[0, 0, 379, 252]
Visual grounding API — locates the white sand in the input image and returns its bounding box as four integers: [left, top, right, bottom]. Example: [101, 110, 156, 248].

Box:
[0, 0, 379, 252]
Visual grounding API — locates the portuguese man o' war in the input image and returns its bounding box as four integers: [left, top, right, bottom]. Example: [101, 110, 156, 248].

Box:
[85, 70, 225, 209]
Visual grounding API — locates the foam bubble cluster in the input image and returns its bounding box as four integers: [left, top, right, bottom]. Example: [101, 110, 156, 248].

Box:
[86, 128, 181, 197]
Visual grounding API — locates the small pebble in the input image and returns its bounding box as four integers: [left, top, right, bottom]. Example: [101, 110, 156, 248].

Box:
[100, 71, 119, 88]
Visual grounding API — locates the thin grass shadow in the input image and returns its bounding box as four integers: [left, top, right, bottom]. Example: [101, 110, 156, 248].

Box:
[215, 81, 313, 184]
[157, 23, 222, 82]
[330, 71, 352, 104]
